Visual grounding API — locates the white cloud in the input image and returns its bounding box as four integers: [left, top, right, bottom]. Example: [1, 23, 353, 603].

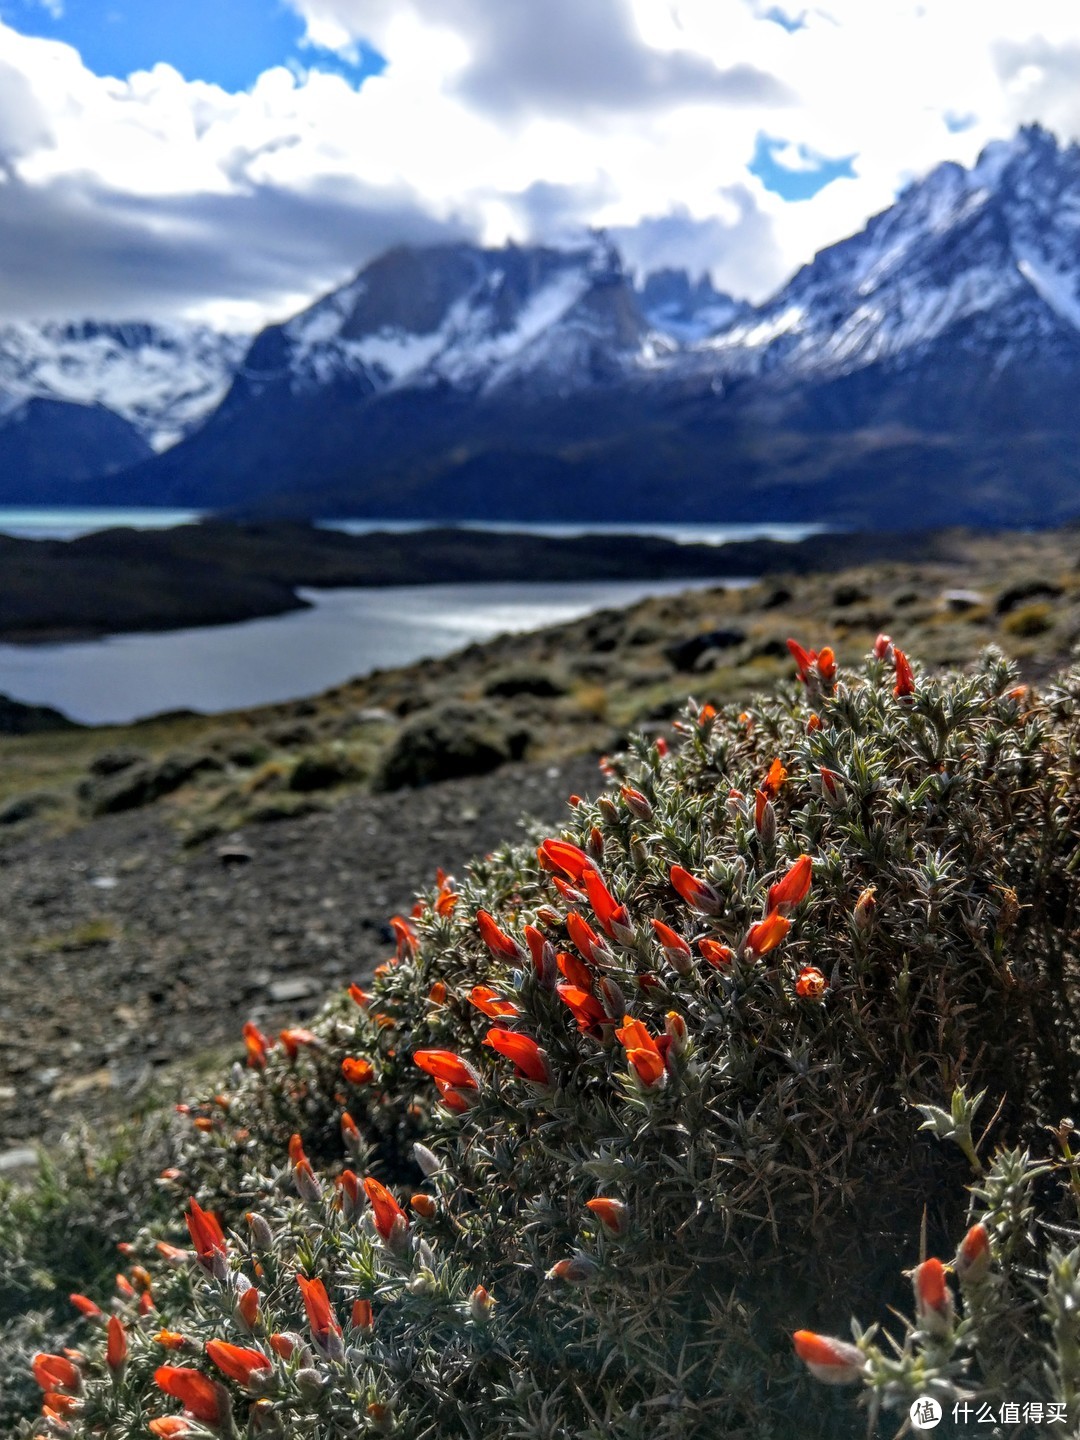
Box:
[2, 1, 1080, 325]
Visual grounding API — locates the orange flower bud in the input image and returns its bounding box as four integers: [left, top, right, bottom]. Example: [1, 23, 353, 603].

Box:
[69, 1293, 104, 1320]
[363, 1178, 409, 1244]
[469, 986, 520, 1019]
[853, 886, 877, 930]
[153, 1367, 224, 1426]
[476, 909, 524, 963]
[792, 1331, 865, 1385]
[698, 938, 734, 967]
[954, 1223, 992, 1285]
[413, 1050, 481, 1089]
[816, 647, 837, 683]
[238, 1285, 259, 1329]
[106, 1316, 127, 1373]
[913, 1257, 954, 1335]
[894, 647, 915, 699]
[410, 1193, 437, 1219]
[483, 1028, 552, 1084]
[342, 1057, 375, 1085]
[206, 1340, 272, 1388]
[351, 1298, 374, 1332]
[669, 864, 722, 915]
[767, 854, 813, 915]
[348, 984, 371, 1008]
[586, 1197, 629, 1236]
[745, 912, 790, 957]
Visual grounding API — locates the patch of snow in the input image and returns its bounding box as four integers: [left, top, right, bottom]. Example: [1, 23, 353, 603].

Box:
[1015, 251, 1080, 335]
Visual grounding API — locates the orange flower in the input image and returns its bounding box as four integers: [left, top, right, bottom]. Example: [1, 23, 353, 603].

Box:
[348, 984, 371, 1008]
[434, 1079, 473, 1113]
[583, 868, 632, 942]
[296, 1274, 341, 1347]
[566, 909, 610, 965]
[106, 1316, 127, 1373]
[206, 1340, 272, 1388]
[476, 909, 524, 962]
[556, 982, 607, 1036]
[786, 638, 817, 683]
[242, 1021, 269, 1070]
[669, 865, 721, 915]
[469, 986, 521, 1019]
[767, 855, 813, 915]
[154, 1330, 188, 1350]
[185, 1198, 226, 1266]
[955, 1223, 991, 1284]
[761, 757, 788, 799]
[363, 1178, 409, 1243]
[615, 1015, 666, 1088]
[69, 1293, 103, 1320]
[873, 632, 893, 660]
[149, 1421, 194, 1438]
[538, 838, 593, 882]
[913, 1257, 954, 1335]
[894, 647, 915, 698]
[651, 919, 693, 971]
[268, 1333, 296, 1359]
[32, 1353, 81, 1393]
[351, 1298, 374, 1332]
[698, 938, 734, 968]
[816, 647, 837, 683]
[546, 1256, 598, 1283]
[278, 1027, 317, 1060]
[483, 1027, 552, 1084]
[794, 966, 827, 999]
[745, 912, 791, 957]
[342, 1057, 375, 1085]
[341, 1110, 361, 1149]
[413, 1050, 481, 1089]
[427, 981, 447, 1005]
[792, 1331, 865, 1385]
[389, 914, 417, 960]
[557, 949, 593, 989]
[238, 1286, 259, 1328]
[410, 1192, 437, 1218]
[153, 1367, 224, 1425]
[586, 1197, 629, 1236]
[806, 712, 822, 733]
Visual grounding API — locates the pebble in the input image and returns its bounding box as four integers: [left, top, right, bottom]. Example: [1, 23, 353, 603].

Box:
[267, 976, 322, 1003]
[0, 1147, 39, 1173]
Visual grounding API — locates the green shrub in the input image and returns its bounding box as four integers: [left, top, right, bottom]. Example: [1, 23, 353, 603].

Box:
[20, 643, 1080, 1439]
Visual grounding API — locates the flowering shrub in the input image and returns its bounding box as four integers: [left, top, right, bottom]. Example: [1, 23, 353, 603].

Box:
[24, 642, 1080, 1439]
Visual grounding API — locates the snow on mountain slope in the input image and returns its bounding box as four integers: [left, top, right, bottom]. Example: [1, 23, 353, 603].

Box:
[695, 124, 1080, 386]
[0, 321, 249, 451]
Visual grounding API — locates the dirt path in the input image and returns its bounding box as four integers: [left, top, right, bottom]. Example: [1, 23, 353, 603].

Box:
[0, 754, 599, 1151]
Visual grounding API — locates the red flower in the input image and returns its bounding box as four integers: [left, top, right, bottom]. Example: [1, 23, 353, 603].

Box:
[185, 1198, 226, 1266]
[238, 1286, 259, 1328]
[435, 1079, 474, 1113]
[816, 647, 837, 683]
[873, 632, 893, 660]
[410, 1192, 437, 1218]
[476, 909, 524, 962]
[698, 938, 734, 967]
[341, 1110, 361, 1150]
[538, 838, 592, 882]
[651, 919, 693, 973]
[586, 1197, 629, 1236]
[669, 865, 721, 915]
[894, 647, 915, 698]
[955, 1222, 992, 1284]
[615, 1015, 666, 1088]
[792, 1331, 865, 1385]
[363, 1178, 409, 1243]
[795, 966, 827, 999]
[557, 949, 593, 988]
[469, 985, 520, 1019]
[556, 982, 607, 1036]
[620, 784, 652, 819]
[149, 1420, 194, 1437]
[106, 1316, 127, 1372]
[745, 912, 791, 957]
[786, 638, 817, 683]
[913, 1257, 954, 1335]
[413, 1050, 481, 1089]
[483, 1027, 552, 1084]
[69, 1293, 103, 1320]
[348, 984, 371, 1008]
[567, 909, 610, 965]
[342, 1056, 375, 1085]
[206, 1339, 272, 1388]
[154, 1330, 188, 1350]
[767, 855, 813, 915]
[546, 1256, 598, 1283]
[278, 1027, 317, 1060]
[296, 1274, 341, 1347]
[153, 1367, 224, 1425]
[242, 1021, 269, 1070]
[32, 1353, 81, 1393]
[583, 868, 633, 943]
[389, 914, 417, 960]
[351, 1298, 374, 1332]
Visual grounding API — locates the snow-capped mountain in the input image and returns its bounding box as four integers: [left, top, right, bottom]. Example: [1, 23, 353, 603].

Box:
[222, 235, 644, 412]
[12, 124, 1080, 528]
[698, 124, 1080, 401]
[0, 320, 248, 451]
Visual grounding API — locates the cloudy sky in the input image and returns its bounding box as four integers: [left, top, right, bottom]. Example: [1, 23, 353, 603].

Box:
[1, 0, 1078, 330]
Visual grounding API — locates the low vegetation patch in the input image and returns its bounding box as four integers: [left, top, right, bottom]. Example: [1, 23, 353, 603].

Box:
[11, 637, 1080, 1439]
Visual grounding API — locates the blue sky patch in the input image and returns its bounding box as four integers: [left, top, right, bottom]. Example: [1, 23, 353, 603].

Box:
[761, 6, 807, 33]
[944, 111, 977, 134]
[0, 0, 385, 91]
[749, 132, 857, 201]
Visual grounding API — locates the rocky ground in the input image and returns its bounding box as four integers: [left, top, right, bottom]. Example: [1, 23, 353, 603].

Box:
[2, 521, 1080, 1157]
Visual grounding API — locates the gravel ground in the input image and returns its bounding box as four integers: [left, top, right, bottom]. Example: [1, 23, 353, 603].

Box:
[0, 754, 600, 1153]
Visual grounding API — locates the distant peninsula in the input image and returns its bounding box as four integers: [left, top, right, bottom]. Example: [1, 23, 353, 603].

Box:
[0, 519, 1002, 643]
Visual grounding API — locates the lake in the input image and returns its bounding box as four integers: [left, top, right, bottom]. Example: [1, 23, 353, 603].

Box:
[0, 507, 826, 547]
[0, 577, 752, 726]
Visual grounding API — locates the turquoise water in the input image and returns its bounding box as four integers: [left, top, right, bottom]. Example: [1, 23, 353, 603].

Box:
[0, 508, 204, 540]
[0, 577, 750, 726]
